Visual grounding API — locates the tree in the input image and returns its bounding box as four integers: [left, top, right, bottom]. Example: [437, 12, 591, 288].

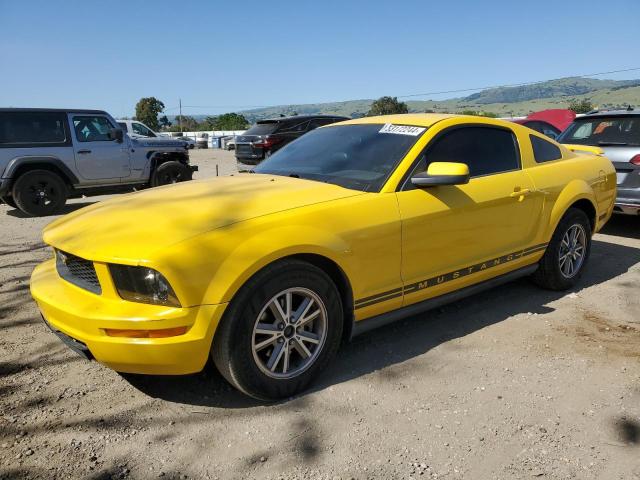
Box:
[367, 96, 408, 116]
[460, 110, 498, 118]
[171, 115, 199, 131]
[212, 113, 249, 130]
[135, 97, 165, 130]
[158, 115, 171, 129]
[197, 116, 218, 131]
[568, 99, 594, 114]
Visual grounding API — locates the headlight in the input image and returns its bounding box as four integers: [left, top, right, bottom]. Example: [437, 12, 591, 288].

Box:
[109, 265, 181, 307]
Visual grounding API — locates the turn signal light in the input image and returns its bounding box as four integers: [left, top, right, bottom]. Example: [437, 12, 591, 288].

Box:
[631, 154, 640, 166]
[104, 326, 187, 338]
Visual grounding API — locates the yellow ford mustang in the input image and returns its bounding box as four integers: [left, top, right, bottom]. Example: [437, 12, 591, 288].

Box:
[31, 114, 616, 400]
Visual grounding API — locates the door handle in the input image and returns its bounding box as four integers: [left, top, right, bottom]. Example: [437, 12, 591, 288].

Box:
[77, 149, 92, 154]
[510, 188, 531, 198]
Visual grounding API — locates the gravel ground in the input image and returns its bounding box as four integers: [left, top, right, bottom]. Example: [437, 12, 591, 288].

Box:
[1, 148, 639, 480]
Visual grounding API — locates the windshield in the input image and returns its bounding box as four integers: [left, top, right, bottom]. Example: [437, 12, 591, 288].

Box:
[558, 116, 640, 145]
[254, 123, 425, 192]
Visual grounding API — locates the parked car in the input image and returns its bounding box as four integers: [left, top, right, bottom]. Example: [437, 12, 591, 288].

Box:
[176, 136, 196, 149]
[512, 109, 576, 139]
[235, 115, 349, 164]
[558, 108, 639, 215]
[31, 113, 615, 400]
[116, 119, 160, 138]
[224, 136, 236, 150]
[0, 108, 197, 216]
[195, 133, 208, 149]
[514, 119, 562, 139]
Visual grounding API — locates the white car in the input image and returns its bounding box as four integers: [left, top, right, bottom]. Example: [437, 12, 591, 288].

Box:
[116, 119, 161, 138]
[176, 136, 196, 149]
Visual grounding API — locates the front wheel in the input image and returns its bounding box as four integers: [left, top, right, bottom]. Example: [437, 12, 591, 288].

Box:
[212, 260, 343, 401]
[151, 161, 192, 187]
[531, 208, 592, 290]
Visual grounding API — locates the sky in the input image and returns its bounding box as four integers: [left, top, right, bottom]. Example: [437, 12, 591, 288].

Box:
[1, 0, 639, 117]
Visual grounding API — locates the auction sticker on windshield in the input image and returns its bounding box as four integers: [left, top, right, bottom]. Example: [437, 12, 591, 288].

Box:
[379, 123, 426, 136]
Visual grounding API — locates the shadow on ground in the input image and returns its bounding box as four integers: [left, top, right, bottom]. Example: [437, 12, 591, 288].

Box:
[126, 236, 640, 408]
[5, 200, 96, 218]
[600, 214, 640, 240]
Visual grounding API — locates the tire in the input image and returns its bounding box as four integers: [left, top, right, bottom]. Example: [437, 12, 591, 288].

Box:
[212, 259, 343, 401]
[531, 208, 592, 290]
[151, 161, 192, 187]
[12, 170, 67, 217]
[1, 196, 17, 209]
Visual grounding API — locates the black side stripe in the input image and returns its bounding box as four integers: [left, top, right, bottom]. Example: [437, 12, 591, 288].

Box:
[354, 243, 548, 310]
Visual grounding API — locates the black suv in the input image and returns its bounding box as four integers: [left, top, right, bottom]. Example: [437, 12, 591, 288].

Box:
[235, 115, 349, 164]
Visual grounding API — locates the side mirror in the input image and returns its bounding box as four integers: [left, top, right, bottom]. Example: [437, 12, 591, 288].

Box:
[411, 162, 470, 188]
[109, 128, 124, 143]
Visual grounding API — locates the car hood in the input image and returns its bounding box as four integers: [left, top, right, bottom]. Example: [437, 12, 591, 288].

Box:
[43, 174, 363, 263]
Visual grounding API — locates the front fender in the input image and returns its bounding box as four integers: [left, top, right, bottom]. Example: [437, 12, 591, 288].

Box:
[201, 224, 352, 306]
[545, 179, 596, 239]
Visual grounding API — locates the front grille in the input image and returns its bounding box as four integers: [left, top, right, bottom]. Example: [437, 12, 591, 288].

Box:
[56, 250, 101, 294]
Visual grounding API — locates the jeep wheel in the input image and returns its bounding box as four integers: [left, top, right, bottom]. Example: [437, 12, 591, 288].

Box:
[12, 170, 67, 217]
[151, 161, 192, 187]
[531, 208, 592, 290]
[212, 259, 343, 401]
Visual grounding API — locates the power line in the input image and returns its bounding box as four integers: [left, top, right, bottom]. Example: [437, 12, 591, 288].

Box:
[396, 67, 640, 99]
[165, 104, 270, 111]
[163, 66, 640, 112]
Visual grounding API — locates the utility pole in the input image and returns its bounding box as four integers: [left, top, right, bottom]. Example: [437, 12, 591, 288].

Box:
[179, 98, 183, 133]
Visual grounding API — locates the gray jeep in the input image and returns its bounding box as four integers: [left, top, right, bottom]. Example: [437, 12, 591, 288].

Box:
[0, 108, 197, 216]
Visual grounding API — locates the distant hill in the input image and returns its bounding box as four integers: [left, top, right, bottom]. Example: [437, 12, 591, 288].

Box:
[463, 77, 640, 104]
[170, 77, 640, 124]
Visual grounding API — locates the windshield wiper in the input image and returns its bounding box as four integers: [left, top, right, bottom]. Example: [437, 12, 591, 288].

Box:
[598, 141, 628, 146]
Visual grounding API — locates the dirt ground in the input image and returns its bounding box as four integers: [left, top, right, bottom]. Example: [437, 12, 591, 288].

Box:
[1, 149, 639, 480]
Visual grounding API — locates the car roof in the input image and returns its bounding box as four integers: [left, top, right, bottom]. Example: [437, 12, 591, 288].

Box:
[340, 113, 462, 127]
[579, 108, 639, 119]
[0, 107, 109, 114]
[258, 115, 350, 124]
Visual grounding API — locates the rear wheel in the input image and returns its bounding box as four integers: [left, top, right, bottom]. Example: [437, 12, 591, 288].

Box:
[151, 161, 192, 187]
[531, 208, 592, 290]
[212, 259, 343, 401]
[12, 170, 67, 217]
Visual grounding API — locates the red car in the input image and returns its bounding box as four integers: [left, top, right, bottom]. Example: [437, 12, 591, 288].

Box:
[512, 109, 576, 139]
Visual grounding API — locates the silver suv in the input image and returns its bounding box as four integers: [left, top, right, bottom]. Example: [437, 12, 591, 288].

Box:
[558, 108, 640, 215]
[0, 108, 197, 216]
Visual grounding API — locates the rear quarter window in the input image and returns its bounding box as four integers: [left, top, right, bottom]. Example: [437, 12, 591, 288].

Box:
[530, 135, 562, 163]
[0, 112, 69, 147]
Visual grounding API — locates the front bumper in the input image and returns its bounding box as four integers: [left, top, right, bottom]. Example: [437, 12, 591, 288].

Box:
[31, 259, 226, 375]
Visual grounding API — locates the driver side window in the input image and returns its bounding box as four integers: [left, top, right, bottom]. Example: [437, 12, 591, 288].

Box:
[403, 126, 520, 190]
[73, 116, 115, 142]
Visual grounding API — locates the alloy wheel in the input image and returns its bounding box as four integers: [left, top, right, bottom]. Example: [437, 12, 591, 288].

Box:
[251, 288, 328, 379]
[558, 224, 587, 278]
